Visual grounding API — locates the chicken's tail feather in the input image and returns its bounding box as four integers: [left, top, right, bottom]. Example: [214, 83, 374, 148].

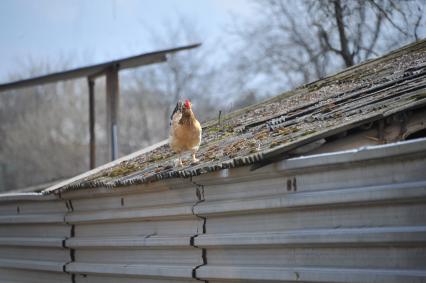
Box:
[170, 101, 183, 125]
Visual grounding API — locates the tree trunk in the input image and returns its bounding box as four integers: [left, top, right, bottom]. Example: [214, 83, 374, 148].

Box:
[333, 0, 354, 67]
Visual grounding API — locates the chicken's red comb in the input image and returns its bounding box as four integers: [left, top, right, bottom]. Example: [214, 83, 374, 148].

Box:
[184, 99, 191, 108]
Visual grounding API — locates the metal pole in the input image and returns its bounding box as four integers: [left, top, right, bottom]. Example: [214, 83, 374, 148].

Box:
[88, 78, 96, 169]
[106, 65, 119, 161]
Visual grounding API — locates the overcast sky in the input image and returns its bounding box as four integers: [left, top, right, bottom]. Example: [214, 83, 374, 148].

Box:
[0, 0, 253, 83]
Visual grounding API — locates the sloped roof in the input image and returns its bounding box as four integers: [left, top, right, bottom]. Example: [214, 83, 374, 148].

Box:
[45, 40, 426, 194]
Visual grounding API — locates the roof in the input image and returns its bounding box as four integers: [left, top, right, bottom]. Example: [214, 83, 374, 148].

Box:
[44, 40, 426, 194]
[0, 43, 200, 92]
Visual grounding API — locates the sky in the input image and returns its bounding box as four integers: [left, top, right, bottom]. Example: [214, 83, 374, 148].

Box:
[0, 0, 254, 83]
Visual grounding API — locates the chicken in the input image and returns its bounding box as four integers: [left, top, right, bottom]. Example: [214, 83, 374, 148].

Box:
[169, 99, 202, 167]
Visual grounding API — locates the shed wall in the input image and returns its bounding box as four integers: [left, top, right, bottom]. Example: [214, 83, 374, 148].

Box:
[191, 139, 426, 282]
[0, 196, 71, 282]
[1, 138, 426, 282]
[63, 180, 203, 283]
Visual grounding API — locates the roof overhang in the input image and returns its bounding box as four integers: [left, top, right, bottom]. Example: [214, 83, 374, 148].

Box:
[0, 43, 201, 92]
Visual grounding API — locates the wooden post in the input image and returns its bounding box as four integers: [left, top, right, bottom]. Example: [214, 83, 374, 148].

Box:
[88, 78, 96, 169]
[106, 65, 119, 161]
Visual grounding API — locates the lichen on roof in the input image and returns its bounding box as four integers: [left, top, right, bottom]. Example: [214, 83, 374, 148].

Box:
[58, 40, 426, 192]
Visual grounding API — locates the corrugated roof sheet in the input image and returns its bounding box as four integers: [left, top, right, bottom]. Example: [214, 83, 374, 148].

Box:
[45, 40, 426, 194]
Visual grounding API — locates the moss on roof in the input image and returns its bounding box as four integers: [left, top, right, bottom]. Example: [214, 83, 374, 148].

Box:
[58, 40, 426, 192]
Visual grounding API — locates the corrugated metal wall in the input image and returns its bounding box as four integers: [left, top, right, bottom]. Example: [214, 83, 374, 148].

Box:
[62, 179, 203, 283]
[0, 194, 71, 282]
[1, 138, 426, 282]
[191, 139, 426, 283]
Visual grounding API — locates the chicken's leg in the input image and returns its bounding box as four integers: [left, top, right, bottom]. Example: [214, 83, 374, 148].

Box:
[174, 153, 183, 167]
[191, 150, 199, 164]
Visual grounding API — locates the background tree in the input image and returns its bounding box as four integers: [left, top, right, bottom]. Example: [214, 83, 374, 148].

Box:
[229, 0, 426, 93]
[0, 72, 89, 190]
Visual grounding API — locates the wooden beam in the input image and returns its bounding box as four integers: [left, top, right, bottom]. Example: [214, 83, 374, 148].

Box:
[88, 78, 96, 169]
[106, 65, 119, 161]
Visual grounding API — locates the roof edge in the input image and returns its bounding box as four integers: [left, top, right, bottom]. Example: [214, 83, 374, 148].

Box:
[0, 43, 201, 92]
[41, 139, 168, 195]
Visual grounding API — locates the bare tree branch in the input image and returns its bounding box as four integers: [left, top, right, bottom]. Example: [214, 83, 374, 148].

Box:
[367, 0, 410, 36]
[333, 0, 354, 67]
[228, 0, 425, 91]
[364, 10, 384, 59]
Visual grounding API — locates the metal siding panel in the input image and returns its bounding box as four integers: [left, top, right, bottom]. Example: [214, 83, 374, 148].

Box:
[195, 226, 426, 247]
[74, 248, 201, 265]
[204, 246, 426, 269]
[191, 140, 426, 282]
[66, 235, 190, 248]
[0, 246, 69, 262]
[66, 262, 195, 278]
[203, 202, 426, 233]
[1, 139, 425, 282]
[66, 204, 195, 223]
[0, 258, 64, 272]
[0, 237, 64, 247]
[17, 200, 68, 214]
[64, 185, 202, 281]
[0, 203, 19, 215]
[72, 188, 198, 211]
[197, 266, 426, 283]
[195, 158, 426, 202]
[74, 219, 202, 237]
[195, 181, 426, 216]
[0, 268, 70, 283]
[0, 223, 70, 237]
[74, 274, 196, 283]
[0, 213, 65, 224]
[0, 199, 71, 282]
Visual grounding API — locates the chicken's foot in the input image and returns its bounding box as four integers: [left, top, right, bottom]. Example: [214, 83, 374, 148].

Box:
[191, 151, 199, 164]
[174, 153, 183, 167]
